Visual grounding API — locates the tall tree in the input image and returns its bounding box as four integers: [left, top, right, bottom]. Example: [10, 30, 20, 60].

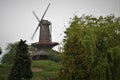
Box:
[58, 15, 120, 80]
[59, 16, 92, 80]
[8, 39, 33, 80]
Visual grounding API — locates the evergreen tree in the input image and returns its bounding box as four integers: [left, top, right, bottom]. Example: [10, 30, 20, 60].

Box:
[8, 39, 33, 80]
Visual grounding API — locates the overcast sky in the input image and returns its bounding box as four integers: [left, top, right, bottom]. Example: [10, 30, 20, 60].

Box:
[0, 0, 120, 55]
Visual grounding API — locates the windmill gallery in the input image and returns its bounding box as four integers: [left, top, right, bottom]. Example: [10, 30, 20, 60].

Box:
[31, 3, 58, 60]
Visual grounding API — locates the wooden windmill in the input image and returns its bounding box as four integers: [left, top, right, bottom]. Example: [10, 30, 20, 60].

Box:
[31, 3, 58, 60]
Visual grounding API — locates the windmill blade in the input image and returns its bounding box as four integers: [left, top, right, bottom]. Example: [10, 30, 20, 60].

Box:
[39, 2, 51, 31]
[33, 11, 40, 22]
[31, 24, 40, 40]
[40, 3, 50, 23]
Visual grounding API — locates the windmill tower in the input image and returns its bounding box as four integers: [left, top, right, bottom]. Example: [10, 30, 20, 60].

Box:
[31, 3, 58, 60]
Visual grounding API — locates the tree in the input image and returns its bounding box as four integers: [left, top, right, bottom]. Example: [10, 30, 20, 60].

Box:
[92, 15, 120, 80]
[59, 16, 92, 80]
[8, 39, 33, 80]
[1, 43, 18, 64]
[58, 15, 120, 80]
[1, 42, 35, 64]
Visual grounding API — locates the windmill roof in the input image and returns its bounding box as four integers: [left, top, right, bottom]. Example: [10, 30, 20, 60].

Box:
[42, 20, 51, 25]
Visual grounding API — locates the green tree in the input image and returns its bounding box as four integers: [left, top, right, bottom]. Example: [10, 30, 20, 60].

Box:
[1, 43, 18, 64]
[58, 15, 120, 80]
[1, 42, 35, 64]
[93, 15, 120, 80]
[59, 16, 92, 80]
[8, 39, 33, 80]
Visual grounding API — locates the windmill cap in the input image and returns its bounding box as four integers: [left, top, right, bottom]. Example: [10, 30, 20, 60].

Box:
[42, 20, 51, 25]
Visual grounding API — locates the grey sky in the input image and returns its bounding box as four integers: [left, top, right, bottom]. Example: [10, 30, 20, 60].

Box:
[0, 0, 120, 55]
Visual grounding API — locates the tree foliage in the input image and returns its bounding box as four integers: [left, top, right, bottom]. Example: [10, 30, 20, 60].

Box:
[8, 39, 33, 80]
[1, 42, 35, 64]
[48, 49, 61, 62]
[1, 43, 18, 64]
[59, 15, 120, 80]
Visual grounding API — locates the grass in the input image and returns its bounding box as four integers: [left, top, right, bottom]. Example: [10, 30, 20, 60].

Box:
[0, 60, 60, 80]
[31, 60, 60, 80]
[0, 64, 11, 80]
[32, 60, 60, 71]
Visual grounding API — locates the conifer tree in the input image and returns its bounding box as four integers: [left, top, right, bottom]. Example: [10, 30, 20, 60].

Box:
[8, 39, 33, 80]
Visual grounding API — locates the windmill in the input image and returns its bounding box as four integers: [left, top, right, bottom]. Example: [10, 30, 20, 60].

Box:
[31, 3, 58, 60]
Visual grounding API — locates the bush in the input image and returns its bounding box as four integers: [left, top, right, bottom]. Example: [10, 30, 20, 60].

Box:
[48, 50, 61, 63]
